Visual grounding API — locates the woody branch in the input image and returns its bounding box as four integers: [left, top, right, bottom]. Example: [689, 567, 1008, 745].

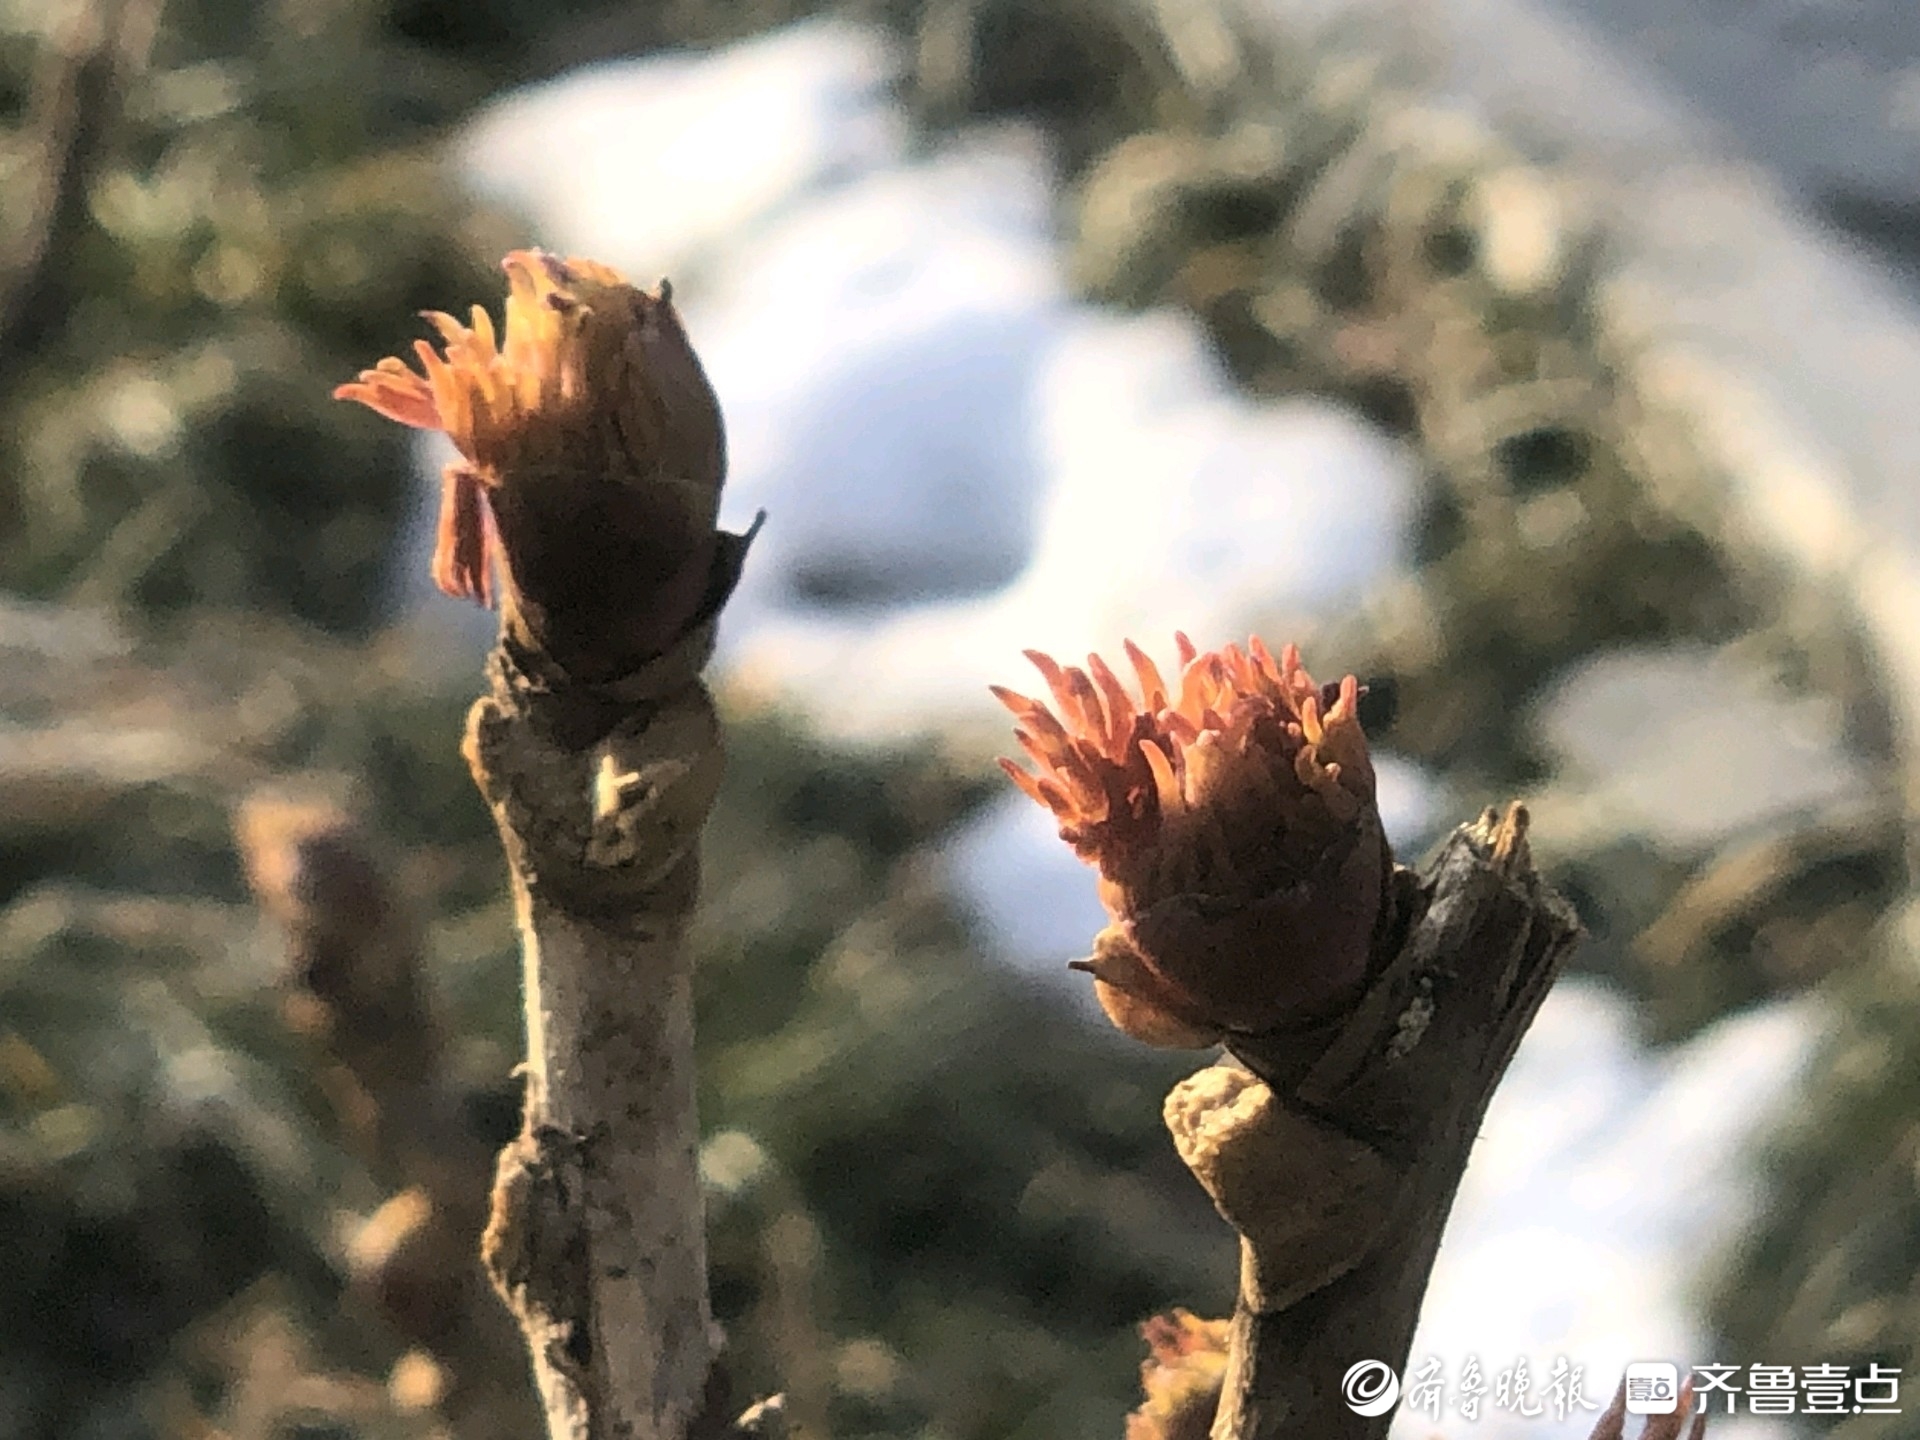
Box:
[336, 251, 756, 1440]
[1177, 803, 1579, 1439]
[993, 643, 1592, 1439]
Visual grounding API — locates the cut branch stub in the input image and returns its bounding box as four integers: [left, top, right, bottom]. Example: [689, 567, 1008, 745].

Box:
[991, 637, 1580, 1440]
[1180, 804, 1582, 1440]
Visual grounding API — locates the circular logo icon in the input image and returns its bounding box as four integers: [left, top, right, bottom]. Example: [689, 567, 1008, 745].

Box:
[1342, 1359, 1401, 1417]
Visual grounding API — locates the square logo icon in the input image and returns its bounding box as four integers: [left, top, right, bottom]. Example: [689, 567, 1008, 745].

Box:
[1624, 1363, 1681, 1415]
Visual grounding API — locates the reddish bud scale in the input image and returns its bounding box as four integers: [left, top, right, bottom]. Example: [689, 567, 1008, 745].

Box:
[335, 249, 729, 676]
[1126, 1309, 1231, 1440]
[994, 634, 1391, 1045]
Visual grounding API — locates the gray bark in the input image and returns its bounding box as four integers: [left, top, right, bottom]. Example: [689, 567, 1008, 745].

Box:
[468, 620, 729, 1440]
[1167, 805, 1581, 1440]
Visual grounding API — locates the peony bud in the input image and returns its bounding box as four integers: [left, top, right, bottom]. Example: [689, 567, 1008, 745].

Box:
[993, 634, 1392, 1044]
[1126, 1309, 1230, 1440]
[335, 249, 730, 677]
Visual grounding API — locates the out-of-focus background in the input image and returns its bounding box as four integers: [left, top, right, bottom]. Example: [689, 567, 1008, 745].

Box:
[5, 0, 1920, 1436]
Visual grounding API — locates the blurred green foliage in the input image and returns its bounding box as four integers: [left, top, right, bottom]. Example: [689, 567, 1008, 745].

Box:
[0, 0, 506, 630]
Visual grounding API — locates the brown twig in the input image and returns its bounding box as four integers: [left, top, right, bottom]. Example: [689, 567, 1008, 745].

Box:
[989, 642, 1582, 1440]
[335, 250, 754, 1439]
[1163, 804, 1580, 1439]
[465, 553, 749, 1440]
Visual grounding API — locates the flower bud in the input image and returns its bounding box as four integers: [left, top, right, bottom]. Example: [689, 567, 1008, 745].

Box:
[335, 249, 729, 676]
[1126, 1309, 1229, 1440]
[993, 634, 1391, 1044]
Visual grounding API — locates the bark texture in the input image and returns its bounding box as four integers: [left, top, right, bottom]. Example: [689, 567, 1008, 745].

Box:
[466, 598, 738, 1440]
[334, 244, 750, 1440]
[1165, 804, 1581, 1440]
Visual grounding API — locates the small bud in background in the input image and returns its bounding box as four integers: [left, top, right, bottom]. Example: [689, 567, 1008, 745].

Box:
[335, 249, 730, 676]
[1126, 1309, 1229, 1440]
[348, 1187, 463, 1352]
[993, 633, 1391, 1044]
[234, 791, 438, 1096]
